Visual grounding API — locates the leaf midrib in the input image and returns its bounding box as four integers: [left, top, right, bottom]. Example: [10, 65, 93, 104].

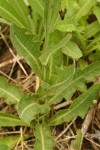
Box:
[14, 33, 41, 73]
[75, 0, 96, 20]
[50, 88, 95, 124]
[0, 87, 19, 102]
[0, 6, 24, 27]
[0, 115, 24, 124]
[49, 62, 99, 104]
[40, 125, 45, 150]
[12, 0, 29, 27]
[64, 45, 82, 58]
[36, 0, 44, 11]
[20, 103, 38, 118]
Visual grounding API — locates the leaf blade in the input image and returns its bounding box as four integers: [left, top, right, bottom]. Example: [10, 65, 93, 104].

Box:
[40, 34, 72, 65]
[55, 19, 77, 32]
[48, 61, 100, 105]
[75, 0, 97, 21]
[8, 0, 30, 28]
[18, 95, 50, 124]
[0, 77, 22, 104]
[10, 25, 42, 76]
[62, 41, 83, 59]
[49, 84, 100, 125]
[93, 6, 100, 24]
[0, 113, 28, 127]
[0, 135, 20, 150]
[18, 95, 40, 124]
[0, 0, 25, 27]
[28, 0, 44, 17]
[34, 123, 55, 150]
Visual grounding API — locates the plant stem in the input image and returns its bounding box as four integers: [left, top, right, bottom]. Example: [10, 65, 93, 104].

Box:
[44, 0, 52, 51]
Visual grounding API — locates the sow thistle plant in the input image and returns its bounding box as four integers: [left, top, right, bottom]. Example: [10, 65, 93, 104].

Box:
[0, 0, 100, 149]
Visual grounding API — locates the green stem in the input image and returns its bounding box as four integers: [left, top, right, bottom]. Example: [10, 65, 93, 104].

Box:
[44, 0, 52, 51]
[42, 65, 46, 81]
[42, 0, 53, 80]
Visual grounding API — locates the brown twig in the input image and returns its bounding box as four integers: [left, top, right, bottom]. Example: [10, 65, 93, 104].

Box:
[53, 101, 73, 110]
[0, 56, 22, 68]
[81, 107, 95, 135]
[55, 119, 75, 141]
[0, 31, 28, 77]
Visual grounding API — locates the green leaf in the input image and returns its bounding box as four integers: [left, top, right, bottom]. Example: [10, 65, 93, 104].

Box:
[44, 0, 51, 31]
[48, 65, 75, 98]
[75, 0, 97, 21]
[82, 61, 100, 82]
[0, 135, 20, 150]
[40, 34, 72, 65]
[48, 31, 63, 76]
[74, 130, 83, 150]
[27, 0, 44, 33]
[49, 84, 100, 125]
[48, 51, 63, 78]
[0, 145, 8, 150]
[49, 0, 60, 31]
[7, 0, 30, 28]
[71, 130, 83, 150]
[43, 0, 60, 51]
[0, 113, 28, 126]
[18, 95, 40, 124]
[34, 123, 55, 150]
[10, 24, 42, 77]
[48, 61, 100, 105]
[93, 6, 100, 24]
[85, 21, 100, 38]
[28, 0, 44, 17]
[55, 19, 77, 32]
[89, 51, 100, 61]
[0, 0, 27, 27]
[18, 95, 50, 124]
[0, 77, 22, 104]
[62, 41, 83, 59]
[61, 0, 74, 10]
